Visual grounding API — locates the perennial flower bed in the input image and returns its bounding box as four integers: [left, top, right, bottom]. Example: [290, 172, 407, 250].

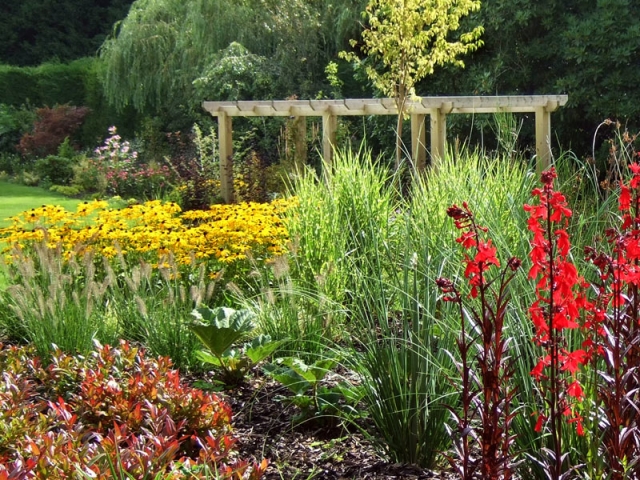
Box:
[0, 198, 295, 270]
[6, 149, 640, 478]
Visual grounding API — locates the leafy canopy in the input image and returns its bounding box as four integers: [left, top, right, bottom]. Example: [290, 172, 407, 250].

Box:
[99, 0, 356, 115]
[340, 0, 483, 168]
[341, 0, 483, 101]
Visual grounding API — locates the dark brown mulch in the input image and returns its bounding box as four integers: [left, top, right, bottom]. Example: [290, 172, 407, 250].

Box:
[192, 371, 455, 480]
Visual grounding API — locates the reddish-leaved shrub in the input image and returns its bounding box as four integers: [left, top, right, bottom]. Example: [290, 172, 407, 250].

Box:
[18, 105, 90, 159]
[0, 341, 267, 479]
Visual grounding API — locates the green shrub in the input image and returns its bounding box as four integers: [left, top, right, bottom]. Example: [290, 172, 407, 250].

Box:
[0, 59, 91, 108]
[49, 184, 83, 197]
[35, 155, 75, 185]
[19, 170, 40, 186]
[0, 152, 23, 176]
[32, 137, 79, 186]
[71, 156, 107, 195]
[0, 103, 36, 155]
[0, 65, 41, 106]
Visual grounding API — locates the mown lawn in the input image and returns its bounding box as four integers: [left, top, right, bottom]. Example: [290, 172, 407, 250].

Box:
[0, 181, 81, 228]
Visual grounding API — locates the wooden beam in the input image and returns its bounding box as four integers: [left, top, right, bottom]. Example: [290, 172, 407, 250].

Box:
[203, 95, 568, 117]
[535, 106, 552, 174]
[411, 114, 427, 171]
[218, 111, 234, 203]
[322, 113, 337, 170]
[293, 116, 307, 172]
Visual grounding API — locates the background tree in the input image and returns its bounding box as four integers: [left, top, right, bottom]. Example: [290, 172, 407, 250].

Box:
[99, 0, 359, 118]
[340, 0, 484, 170]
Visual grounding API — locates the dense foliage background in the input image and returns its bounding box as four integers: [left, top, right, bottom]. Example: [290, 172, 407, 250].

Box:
[1, 0, 639, 162]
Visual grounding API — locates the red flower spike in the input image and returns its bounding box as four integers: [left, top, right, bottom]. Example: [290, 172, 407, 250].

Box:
[619, 185, 631, 211]
[439, 201, 520, 477]
[526, 167, 594, 464]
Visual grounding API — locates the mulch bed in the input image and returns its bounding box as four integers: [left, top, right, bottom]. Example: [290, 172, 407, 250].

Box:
[195, 371, 455, 480]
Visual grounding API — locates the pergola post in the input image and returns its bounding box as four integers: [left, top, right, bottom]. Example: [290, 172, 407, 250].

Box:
[218, 111, 234, 203]
[293, 116, 307, 173]
[322, 113, 337, 169]
[411, 114, 427, 171]
[535, 105, 552, 175]
[429, 108, 447, 168]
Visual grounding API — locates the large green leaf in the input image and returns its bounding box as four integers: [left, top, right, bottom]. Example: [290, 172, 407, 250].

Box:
[263, 356, 338, 395]
[195, 349, 223, 367]
[189, 306, 256, 356]
[279, 357, 338, 384]
[244, 335, 286, 364]
[263, 362, 310, 396]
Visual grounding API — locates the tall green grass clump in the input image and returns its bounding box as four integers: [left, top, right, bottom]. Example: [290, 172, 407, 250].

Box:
[347, 237, 455, 468]
[284, 145, 399, 317]
[233, 147, 398, 358]
[342, 152, 537, 468]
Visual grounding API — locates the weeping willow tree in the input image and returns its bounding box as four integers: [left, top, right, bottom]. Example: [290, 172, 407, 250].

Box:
[99, 0, 363, 115]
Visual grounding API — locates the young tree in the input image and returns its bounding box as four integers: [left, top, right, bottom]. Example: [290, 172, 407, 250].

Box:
[340, 0, 484, 170]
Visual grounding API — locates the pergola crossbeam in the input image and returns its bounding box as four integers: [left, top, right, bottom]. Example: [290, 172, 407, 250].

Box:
[203, 95, 568, 202]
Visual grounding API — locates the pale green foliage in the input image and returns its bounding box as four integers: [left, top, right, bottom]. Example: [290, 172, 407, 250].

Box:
[324, 61, 344, 99]
[346, 0, 484, 98]
[192, 124, 219, 177]
[340, 0, 484, 167]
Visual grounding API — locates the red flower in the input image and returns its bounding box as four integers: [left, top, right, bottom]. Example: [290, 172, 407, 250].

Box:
[555, 229, 571, 256]
[567, 380, 584, 400]
[619, 185, 631, 211]
[531, 355, 550, 380]
[561, 349, 588, 374]
[534, 413, 547, 432]
[551, 311, 579, 330]
[475, 240, 500, 267]
[456, 231, 477, 249]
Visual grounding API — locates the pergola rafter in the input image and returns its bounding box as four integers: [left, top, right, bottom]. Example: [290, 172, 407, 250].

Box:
[203, 95, 568, 202]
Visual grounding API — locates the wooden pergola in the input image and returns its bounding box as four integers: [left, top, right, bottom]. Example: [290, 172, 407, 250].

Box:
[203, 95, 568, 202]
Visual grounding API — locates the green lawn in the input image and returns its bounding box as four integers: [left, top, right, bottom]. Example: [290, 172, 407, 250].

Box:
[0, 181, 82, 228]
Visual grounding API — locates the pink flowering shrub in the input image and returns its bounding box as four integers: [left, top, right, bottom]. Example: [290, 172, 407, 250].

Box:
[94, 126, 175, 199]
